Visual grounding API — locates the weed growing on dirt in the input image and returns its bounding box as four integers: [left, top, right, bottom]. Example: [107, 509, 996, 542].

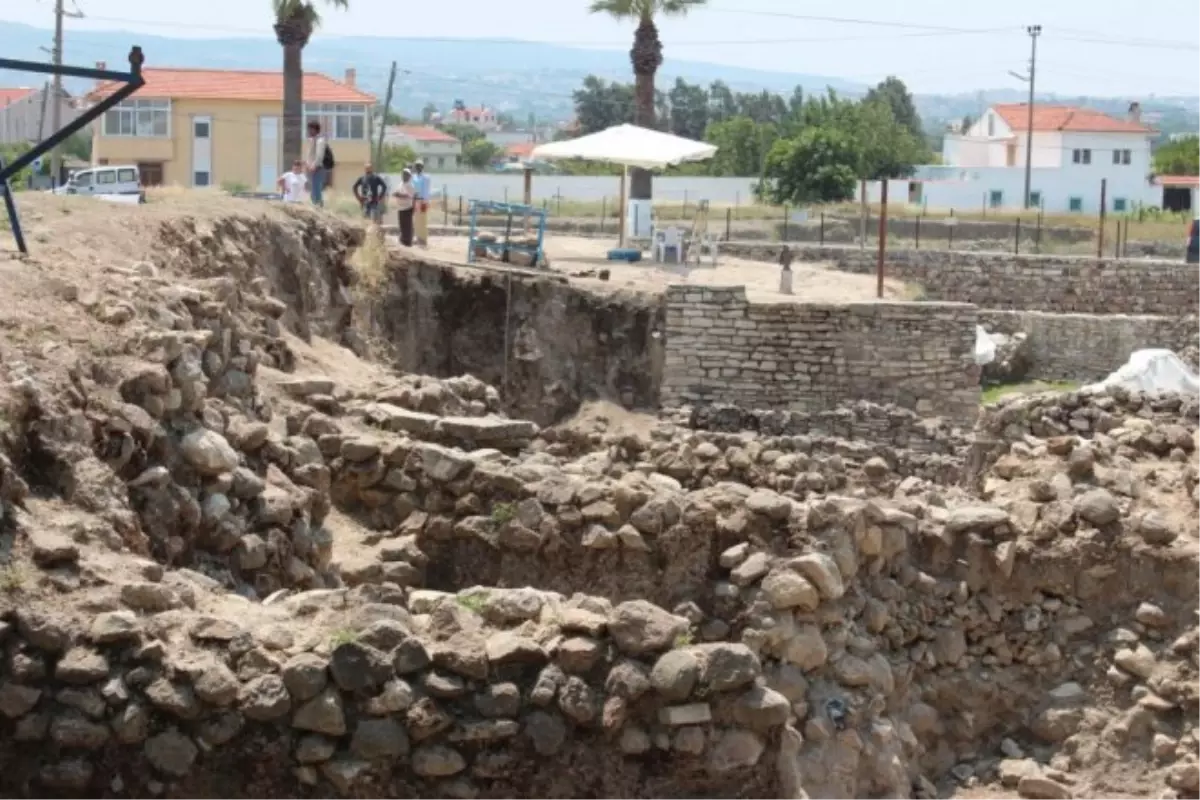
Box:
[673, 630, 694, 648]
[489, 501, 516, 527]
[329, 628, 359, 648]
[456, 591, 489, 613]
[0, 563, 27, 593]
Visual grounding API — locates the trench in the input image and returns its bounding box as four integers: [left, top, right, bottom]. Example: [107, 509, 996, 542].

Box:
[355, 255, 666, 427]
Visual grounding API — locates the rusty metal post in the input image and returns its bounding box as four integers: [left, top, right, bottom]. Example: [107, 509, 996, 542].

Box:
[915, 214, 921, 250]
[1015, 218, 1021, 254]
[876, 180, 889, 299]
[819, 212, 825, 246]
[725, 207, 732, 241]
[1097, 178, 1107, 258]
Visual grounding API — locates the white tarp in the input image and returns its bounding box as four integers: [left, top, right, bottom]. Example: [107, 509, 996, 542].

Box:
[1084, 349, 1200, 395]
[974, 326, 998, 365]
[531, 124, 717, 170]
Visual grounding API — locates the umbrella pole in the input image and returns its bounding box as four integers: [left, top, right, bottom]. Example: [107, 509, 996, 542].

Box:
[618, 165, 627, 248]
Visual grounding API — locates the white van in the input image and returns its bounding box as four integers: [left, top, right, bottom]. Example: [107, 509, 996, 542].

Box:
[54, 165, 145, 202]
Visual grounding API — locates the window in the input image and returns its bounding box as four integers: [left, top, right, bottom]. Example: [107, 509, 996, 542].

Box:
[1111, 148, 1131, 165]
[1029, 191, 1042, 208]
[73, 171, 93, 188]
[1072, 148, 1092, 165]
[96, 170, 117, 185]
[989, 190, 1003, 208]
[117, 168, 138, 183]
[193, 171, 210, 187]
[102, 98, 171, 138]
[302, 103, 368, 141]
[194, 120, 211, 138]
[1113, 197, 1128, 212]
[436, 156, 445, 168]
[1069, 196, 1083, 212]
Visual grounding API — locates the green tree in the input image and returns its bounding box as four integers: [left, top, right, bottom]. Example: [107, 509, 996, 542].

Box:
[378, 143, 418, 173]
[438, 123, 486, 145]
[707, 80, 738, 124]
[572, 75, 634, 133]
[588, 0, 708, 202]
[463, 139, 501, 170]
[272, 0, 348, 163]
[864, 76, 924, 142]
[761, 127, 859, 204]
[705, 116, 777, 177]
[851, 99, 927, 179]
[1153, 135, 1199, 176]
[667, 78, 708, 140]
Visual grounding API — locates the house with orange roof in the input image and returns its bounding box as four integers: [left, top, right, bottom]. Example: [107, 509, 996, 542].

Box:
[380, 125, 463, 171]
[918, 102, 1161, 213]
[86, 64, 375, 190]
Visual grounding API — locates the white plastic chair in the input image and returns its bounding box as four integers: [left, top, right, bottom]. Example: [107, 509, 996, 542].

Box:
[653, 226, 684, 264]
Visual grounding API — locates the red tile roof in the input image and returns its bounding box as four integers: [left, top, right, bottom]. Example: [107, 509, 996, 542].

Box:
[88, 67, 374, 104]
[992, 103, 1152, 134]
[505, 142, 536, 158]
[389, 125, 458, 143]
[0, 88, 34, 106]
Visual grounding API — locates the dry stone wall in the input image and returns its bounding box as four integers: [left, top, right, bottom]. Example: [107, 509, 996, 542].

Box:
[662, 287, 980, 423]
[719, 243, 1199, 316]
[978, 310, 1199, 383]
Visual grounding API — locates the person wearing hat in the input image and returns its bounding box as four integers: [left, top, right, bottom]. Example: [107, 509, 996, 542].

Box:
[392, 168, 416, 247]
[411, 160, 431, 247]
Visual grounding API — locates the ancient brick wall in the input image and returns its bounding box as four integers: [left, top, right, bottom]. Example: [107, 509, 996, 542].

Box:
[718, 244, 1199, 316]
[662, 286, 980, 423]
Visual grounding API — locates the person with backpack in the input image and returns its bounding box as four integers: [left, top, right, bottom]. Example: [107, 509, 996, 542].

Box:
[353, 162, 389, 223]
[305, 120, 335, 207]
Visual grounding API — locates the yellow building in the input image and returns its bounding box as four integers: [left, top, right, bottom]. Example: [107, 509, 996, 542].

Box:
[88, 65, 375, 190]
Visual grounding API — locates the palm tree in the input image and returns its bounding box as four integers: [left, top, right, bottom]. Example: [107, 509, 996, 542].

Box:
[273, 0, 348, 165]
[589, 0, 706, 201]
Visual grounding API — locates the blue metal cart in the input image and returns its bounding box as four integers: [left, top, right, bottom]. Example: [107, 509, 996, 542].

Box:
[466, 200, 547, 266]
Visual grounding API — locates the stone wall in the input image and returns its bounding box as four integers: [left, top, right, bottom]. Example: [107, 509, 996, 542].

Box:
[719, 243, 1199, 316]
[978, 310, 1199, 383]
[662, 287, 980, 422]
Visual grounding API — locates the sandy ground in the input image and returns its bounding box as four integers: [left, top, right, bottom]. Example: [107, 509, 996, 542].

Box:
[411, 233, 910, 304]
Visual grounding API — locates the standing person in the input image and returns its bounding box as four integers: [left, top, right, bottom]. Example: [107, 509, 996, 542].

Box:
[411, 159, 431, 246]
[276, 159, 308, 203]
[353, 162, 388, 223]
[392, 168, 416, 247]
[305, 120, 334, 207]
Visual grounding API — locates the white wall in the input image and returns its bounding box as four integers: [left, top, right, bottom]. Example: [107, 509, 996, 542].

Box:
[0, 88, 79, 146]
[892, 167, 1158, 214]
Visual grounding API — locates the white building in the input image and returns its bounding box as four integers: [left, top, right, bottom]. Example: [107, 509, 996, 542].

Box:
[900, 103, 1163, 214]
[0, 85, 79, 146]
[380, 125, 463, 172]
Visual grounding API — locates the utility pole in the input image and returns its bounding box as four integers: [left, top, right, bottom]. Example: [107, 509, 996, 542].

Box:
[1009, 25, 1041, 209]
[50, 0, 85, 186]
[374, 61, 397, 167]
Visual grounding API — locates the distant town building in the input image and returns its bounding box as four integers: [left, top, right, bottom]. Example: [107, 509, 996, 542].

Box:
[446, 100, 498, 131]
[0, 85, 79, 146]
[891, 102, 1181, 213]
[381, 125, 463, 171]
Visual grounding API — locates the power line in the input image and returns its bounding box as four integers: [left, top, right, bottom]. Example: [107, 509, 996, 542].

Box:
[60, 14, 1015, 46]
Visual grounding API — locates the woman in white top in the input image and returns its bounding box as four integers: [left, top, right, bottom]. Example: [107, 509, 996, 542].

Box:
[305, 120, 329, 206]
[392, 168, 415, 247]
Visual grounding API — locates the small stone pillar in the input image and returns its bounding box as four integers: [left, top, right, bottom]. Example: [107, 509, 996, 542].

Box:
[778, 245, 794, 295]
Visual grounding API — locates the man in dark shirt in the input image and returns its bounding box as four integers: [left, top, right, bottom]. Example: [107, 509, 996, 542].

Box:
[352, 163, 389, 223]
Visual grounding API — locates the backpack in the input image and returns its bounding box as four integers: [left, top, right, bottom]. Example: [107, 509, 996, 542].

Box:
[322, 143, 335, 170]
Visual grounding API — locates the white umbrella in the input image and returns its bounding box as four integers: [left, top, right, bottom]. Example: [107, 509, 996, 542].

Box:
[532, 125, 717, 247]
[531, 124, 716, 170]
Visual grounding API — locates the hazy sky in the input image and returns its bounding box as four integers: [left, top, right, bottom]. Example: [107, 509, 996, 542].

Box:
[5, 0, 1199, 95]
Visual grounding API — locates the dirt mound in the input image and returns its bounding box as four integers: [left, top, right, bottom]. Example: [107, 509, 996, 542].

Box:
[0, 194, 1195, 799]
